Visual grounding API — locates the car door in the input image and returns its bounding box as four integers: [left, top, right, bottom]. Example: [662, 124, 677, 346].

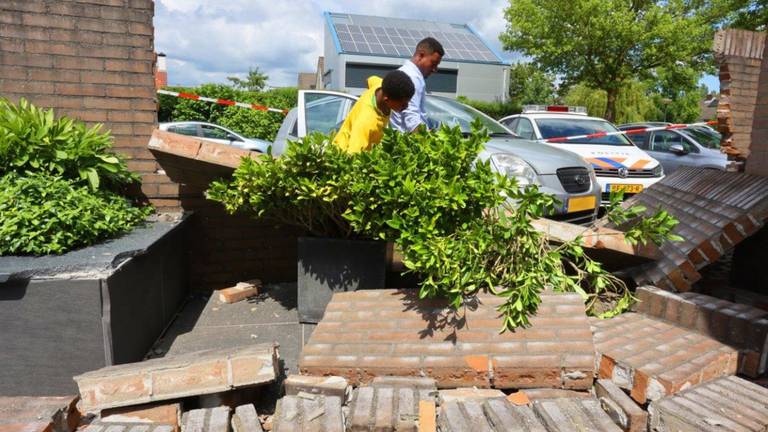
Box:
[200, 124, 235, 146]
[297, 90, 357, 137]
[649, 130, 700, 174]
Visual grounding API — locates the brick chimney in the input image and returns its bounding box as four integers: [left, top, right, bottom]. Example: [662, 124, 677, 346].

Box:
[155, 52, 167, 88]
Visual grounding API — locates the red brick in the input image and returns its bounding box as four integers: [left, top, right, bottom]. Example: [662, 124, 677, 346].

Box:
[53, 56, 104, 71]
[128, 21, 153, 35]
[22, 13, 75, 29]
[76, 17, 128, 33]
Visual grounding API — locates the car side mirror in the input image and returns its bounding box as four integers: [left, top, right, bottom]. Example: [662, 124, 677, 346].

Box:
[670, 143, 688, 155]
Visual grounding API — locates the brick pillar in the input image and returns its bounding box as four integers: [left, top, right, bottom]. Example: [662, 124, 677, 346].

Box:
[155, 52, 167, 88]
[0, 0, 181, 211]
[749, 35, 768, 176]
[714, 29, 766, 166]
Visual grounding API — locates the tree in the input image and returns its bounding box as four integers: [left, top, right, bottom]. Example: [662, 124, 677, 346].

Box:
[500, 0, 725, 122]
[508, 63, 557, 105]
[725, 0, 767, 31]
[563, 81, 657, 124]
[227, 67, 268, 92]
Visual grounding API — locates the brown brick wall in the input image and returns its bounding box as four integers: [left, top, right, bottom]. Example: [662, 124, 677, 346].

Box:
[714, 29, 766, 163]
[0, 0, 180, 209]
[750, 36, 768, 176]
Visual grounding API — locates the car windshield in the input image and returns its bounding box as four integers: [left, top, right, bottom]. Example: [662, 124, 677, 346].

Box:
[681, 127, 721, 149]
[424, 96, 513, 136]
[535, 118, 633, 146]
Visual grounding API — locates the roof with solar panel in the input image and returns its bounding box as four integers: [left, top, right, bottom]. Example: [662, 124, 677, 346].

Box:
[325, 12, 507, 65]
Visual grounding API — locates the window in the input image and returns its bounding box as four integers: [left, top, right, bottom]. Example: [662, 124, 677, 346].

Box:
[651, 131, 697, 153]
[304, 93, 347, 135]
[515, 118, 535, 140]
[201, 125, 231, 140]
[344, 63, 458, 93]
[502, 117, 519, 131]
[534, 118, 632, 146]
[626, 132, 649, 149]
[168, 124, 198, 137]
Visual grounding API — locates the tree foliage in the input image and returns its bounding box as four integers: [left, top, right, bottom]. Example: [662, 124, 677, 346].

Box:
[724, 0, 767, 31]
[227, 67, 269, 92]
[500, 0, 726, 121]
[508, 63, 557, 106]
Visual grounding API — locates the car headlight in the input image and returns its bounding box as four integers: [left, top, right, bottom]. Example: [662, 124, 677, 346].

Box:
[652, 164, 664, 177]
[490, 154, 539, 186]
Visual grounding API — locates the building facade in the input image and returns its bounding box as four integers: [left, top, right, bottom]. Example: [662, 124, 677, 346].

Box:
[322, 12, 510, 102]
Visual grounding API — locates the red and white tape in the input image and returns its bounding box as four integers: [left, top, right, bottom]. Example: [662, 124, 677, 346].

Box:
[157, 89, 288, 115]
[545, 120, 718, 143]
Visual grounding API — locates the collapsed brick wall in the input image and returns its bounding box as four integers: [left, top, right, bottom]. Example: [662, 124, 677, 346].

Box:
[749, 34, 768, 177]
[0, 0, 180, 211]
[714, 29, 766, 164]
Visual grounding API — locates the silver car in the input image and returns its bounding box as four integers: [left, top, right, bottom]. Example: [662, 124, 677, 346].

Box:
[618, 122, 727, 173]
[272, 91, 602, 225]
[159, 121, 271, 153]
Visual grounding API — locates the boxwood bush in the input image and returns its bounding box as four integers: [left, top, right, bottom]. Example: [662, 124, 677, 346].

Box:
[0, 98, 151, 256]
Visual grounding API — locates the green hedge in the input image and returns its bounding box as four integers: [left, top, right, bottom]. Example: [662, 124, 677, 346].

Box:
[457, 96, 521, 120]
[159, 85, 297, 141]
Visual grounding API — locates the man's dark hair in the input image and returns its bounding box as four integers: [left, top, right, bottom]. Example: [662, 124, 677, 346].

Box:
[415, 37, 445, 57]
[381, 70, 415, 101]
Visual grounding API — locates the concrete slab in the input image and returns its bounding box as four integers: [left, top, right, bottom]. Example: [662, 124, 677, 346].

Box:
[532, 398, 622, 431]
[438, 398, 547, 432]
[348, 381, 437, 431]
[272, 395, 343, 432]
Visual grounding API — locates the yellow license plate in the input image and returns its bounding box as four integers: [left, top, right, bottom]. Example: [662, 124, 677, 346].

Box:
[608, 184, 644, 194]
[567, 195, 597, 213]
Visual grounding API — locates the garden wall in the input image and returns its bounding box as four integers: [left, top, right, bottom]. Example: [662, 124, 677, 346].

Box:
[0, 0, 180, 212]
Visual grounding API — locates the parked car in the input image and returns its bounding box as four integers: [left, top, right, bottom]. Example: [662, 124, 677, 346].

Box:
[159, 121, 271, 153]
[271, 91, 602, 225]
[499, 106, 664, 205]
[617, 122, 727, 174]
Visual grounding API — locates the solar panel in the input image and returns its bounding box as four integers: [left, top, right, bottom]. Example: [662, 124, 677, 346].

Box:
[330, 14, 501, 63]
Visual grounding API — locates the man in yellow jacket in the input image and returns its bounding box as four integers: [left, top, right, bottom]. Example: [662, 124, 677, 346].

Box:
[333, 70, 415, 153]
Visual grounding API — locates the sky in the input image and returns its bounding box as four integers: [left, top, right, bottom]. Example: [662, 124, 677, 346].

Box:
[153, 0, 719, 91]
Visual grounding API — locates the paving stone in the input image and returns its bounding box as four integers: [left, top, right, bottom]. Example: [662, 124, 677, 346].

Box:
[532, 398, 623, 431]
[591, 312, 738, 404]
[595, 379, 648, 432]
[272, 395, 343, 432]
[348, 383, 437, 432]
[231, 404, 262, 432]
[83, 424, 175, 432]
[648, 375, 768, 431]
[438, 398, 547, 432]
[181, 406, 230, 432]
[635, 285, 768, 377]
[299, 290, 595, 390]
[0, 396, 80, 432]
[101, 402, 181, 431]
[75, 343, 278, 411]
[284, 375, 348, 399]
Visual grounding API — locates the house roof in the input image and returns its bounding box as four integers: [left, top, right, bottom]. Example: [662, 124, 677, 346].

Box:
[324, 12, 507, 65]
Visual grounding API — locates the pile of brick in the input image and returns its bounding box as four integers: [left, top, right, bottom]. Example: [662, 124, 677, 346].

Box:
[599, 166, 768, 292]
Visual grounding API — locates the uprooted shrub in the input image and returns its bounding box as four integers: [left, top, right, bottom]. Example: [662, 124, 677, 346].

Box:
[0, 98, 151, 256]
[208, 123, 680, 330]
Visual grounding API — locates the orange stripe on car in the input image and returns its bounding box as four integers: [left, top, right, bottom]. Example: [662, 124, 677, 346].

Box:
[586, 158, 615, 169]
[629, 159, 651, 170]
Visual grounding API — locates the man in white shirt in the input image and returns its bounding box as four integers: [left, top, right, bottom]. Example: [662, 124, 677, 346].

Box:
[390, 37, 444, 132]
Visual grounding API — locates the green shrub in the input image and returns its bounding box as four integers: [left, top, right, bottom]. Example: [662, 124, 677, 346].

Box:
[0, 173, 152, 255]
[160, 85, 297, 141]
[0, 98, 138, 191]
[208, 125, 680, 330]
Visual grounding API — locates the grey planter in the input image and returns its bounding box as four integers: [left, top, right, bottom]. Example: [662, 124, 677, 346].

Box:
[297, 237, 386, 323]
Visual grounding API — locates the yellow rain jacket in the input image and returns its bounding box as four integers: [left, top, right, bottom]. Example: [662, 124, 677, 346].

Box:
[333, 76, 388, 153]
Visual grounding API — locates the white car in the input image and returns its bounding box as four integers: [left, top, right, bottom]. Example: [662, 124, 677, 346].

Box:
[159, 121, 271, 153]
[500, 106, 664, 204]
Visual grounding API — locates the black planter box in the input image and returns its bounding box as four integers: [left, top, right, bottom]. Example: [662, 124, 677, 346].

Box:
[0, 216, 190, 395]
[297, 237, 386, 323]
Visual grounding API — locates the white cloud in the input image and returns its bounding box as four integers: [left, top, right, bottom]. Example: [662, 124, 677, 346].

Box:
[155, 0, 515, 88]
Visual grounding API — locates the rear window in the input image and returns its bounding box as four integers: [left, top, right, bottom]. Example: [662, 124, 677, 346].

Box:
[681, 127, 721, 149]
[535, 118, 633, 146]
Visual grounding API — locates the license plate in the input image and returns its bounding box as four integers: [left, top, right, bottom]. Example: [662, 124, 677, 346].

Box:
[567, 195, 597, 213]
[608, 184, 644, 194]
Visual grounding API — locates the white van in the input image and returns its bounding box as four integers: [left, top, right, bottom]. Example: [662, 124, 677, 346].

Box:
[500, 106, 664, 204]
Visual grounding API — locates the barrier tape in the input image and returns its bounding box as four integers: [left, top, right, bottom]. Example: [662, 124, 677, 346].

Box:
[545, 120, 719, 143]
[157, 89, 288, 115]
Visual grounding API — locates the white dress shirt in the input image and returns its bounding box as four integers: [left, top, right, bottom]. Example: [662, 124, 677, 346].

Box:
[390, 60, 427, 132]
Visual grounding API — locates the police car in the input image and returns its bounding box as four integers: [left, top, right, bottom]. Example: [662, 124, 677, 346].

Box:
[500, 106, 664, 204]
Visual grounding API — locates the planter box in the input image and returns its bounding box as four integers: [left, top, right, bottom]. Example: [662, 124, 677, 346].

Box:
[297, 237, 386, 323]
[0, 216, 190, 396]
